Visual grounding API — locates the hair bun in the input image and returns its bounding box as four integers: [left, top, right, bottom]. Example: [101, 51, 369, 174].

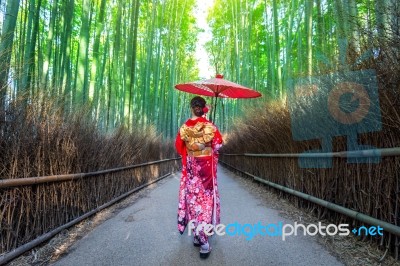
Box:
[190, 96, 207, 117]
[190, 96, 206, 108]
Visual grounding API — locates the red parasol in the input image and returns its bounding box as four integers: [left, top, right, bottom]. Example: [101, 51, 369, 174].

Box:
[175, 74, 262, 121]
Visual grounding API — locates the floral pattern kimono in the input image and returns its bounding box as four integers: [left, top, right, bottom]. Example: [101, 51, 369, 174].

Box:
[175, 117, 223, 245]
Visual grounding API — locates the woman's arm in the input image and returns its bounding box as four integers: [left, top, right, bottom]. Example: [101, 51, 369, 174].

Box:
[175, 132, 186, 155]
[212, 127, 223, 152]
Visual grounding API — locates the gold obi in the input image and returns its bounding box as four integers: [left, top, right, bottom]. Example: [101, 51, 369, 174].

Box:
[180, 122, 215, 157]
[187, 147, 212, 157]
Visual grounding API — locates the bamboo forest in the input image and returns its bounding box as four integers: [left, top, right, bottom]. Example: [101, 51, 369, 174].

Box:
[0, 0, 398, 135]
[1, 0, 400, 264]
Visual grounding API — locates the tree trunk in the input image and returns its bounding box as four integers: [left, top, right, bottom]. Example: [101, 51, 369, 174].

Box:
[90, 0, 106, 117]
[21, 0, 42, 95]
[347, 0, 360, 55]
[111, 3, 122, 127]
[305, 0, 313, 76]
[61, 0, 75, 114]
[41, 0, 58, 88]
[0, 0, 21, 111]
[272, 0, 282, 97]
[76, 0, 91, 104]
[375, 0, 390, 46]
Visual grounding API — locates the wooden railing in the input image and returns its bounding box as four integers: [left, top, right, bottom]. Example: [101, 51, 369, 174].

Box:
[219, 148, 400, 261]
[0, 158, 181, 265]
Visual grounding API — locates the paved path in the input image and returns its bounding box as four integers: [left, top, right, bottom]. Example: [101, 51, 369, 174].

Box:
[53, 166, 343, 266]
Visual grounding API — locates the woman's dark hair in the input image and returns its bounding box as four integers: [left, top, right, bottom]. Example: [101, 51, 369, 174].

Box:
[190, 96, 206, 117]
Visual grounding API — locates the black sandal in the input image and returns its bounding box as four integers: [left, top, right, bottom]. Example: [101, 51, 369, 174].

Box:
[199, 244, 211, 259]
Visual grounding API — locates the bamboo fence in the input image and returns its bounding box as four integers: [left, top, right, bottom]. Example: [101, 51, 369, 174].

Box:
[0, 158, 181, 257]
[219, 88, 400, 260]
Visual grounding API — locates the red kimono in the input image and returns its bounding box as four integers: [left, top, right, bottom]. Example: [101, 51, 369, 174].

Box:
[175, 117, 223, 245]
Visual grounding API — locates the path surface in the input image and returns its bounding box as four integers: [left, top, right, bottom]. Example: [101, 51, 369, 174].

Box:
[53, 166, 343, 266]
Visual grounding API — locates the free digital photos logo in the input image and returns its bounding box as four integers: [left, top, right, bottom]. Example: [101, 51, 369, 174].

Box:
[188, 220, 383, 241]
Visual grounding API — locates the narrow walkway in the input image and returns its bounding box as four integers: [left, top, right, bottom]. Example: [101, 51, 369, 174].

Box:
[53, 167, 342, 265]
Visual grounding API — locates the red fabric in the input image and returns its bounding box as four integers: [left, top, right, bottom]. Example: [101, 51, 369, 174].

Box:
[175, 76, 262, 99]
[175, 131, 187, 158]
[176, 117, 223, 242]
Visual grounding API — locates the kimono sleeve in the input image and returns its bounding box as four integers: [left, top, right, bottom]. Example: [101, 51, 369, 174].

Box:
[175, 131, 186, 156]
[212, 127, 223, 152]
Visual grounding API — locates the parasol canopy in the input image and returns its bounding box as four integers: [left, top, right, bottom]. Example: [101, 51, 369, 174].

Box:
[175, 74, 262, 99]
[175, 74, 262, 122]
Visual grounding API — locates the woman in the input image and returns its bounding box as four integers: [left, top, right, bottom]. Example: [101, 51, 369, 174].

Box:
[175, 96, 223, 259]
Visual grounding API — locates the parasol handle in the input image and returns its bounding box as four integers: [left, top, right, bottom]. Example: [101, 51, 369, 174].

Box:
[211, 95, 218, 123]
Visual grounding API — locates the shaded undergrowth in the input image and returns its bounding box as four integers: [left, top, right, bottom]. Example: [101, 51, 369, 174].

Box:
[0, 94, 179, 255]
